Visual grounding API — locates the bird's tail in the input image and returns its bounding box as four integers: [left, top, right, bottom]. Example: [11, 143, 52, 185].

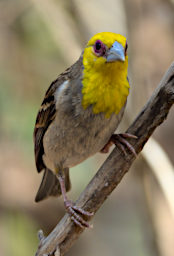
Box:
[35, 168, 71, 202]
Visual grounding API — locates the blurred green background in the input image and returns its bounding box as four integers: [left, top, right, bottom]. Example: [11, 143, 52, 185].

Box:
[0, 0, 174, 256]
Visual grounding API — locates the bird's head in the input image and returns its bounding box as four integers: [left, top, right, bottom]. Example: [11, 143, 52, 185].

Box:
[82, 32, 129, 117]
[83, 32, 128, 72]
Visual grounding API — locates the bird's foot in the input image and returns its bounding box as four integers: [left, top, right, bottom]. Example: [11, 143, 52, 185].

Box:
[64, 200, 93, 229]
[111, 133, 137, 156]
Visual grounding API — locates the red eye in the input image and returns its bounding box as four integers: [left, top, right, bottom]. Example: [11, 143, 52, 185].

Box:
[94, 40, 106, 56]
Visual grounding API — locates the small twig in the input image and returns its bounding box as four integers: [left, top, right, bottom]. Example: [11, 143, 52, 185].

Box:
[35, 62, 174, 256]
[38, 230, 45, 242]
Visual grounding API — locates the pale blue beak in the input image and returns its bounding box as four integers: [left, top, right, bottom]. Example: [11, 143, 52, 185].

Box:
[106, 41, 125, 62]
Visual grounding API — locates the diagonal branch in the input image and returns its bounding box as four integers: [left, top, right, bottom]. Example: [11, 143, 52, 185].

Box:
[35, 62, 174, 256]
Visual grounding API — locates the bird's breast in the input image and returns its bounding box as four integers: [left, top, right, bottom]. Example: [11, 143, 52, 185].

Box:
[43, 103, 125, 171]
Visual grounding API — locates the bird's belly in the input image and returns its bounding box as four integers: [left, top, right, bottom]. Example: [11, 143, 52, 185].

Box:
[43, 109, 124, 171]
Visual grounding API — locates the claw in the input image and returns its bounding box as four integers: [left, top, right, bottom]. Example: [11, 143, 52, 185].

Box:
[72, 205, 94, 216]
[121, 133, 137, 139]
[111, 133, 137, 157]
[100, 133, 137, 156]
[57, 172, 93, 229]
[115, 140, 127, 156]
[65, 200, 93, 229]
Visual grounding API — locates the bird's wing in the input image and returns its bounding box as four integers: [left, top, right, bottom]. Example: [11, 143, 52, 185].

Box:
[34, 55, 83, 172]
[34, 80, 59, 172]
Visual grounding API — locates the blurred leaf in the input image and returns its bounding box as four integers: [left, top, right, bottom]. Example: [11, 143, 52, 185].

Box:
[1, 211, 38, 256]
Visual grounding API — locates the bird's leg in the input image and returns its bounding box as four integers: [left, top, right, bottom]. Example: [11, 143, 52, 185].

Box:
[100, 133, 137, 156]
[100, 140, 114, 153]
[56, 168, 93, 229]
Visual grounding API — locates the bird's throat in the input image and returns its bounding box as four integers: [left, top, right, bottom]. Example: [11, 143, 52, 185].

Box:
[81, 57, 130, 117]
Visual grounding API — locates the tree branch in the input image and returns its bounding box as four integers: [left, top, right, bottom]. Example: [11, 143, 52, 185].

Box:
[35, 62, 174, 256]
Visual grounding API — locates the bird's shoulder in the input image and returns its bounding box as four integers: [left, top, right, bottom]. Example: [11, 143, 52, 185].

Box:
[34, 55, 83, 172]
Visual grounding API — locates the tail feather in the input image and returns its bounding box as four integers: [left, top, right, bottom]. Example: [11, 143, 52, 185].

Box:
[35, 168, 71, 202]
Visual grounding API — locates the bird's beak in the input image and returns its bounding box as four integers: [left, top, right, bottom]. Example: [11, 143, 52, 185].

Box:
[106, 41, 125, 63]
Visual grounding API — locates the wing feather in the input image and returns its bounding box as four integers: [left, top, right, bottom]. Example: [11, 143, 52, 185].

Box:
[34, 82, 57, 172]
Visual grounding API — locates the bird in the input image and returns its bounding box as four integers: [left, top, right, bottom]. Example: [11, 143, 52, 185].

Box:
[34, 32, 136, 229]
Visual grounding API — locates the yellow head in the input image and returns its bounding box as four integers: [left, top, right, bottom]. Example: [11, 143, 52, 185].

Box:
[82, 32, 129, 117]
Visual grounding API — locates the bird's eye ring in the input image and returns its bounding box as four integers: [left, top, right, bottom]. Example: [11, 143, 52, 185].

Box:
[94, 40, 106, 56]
